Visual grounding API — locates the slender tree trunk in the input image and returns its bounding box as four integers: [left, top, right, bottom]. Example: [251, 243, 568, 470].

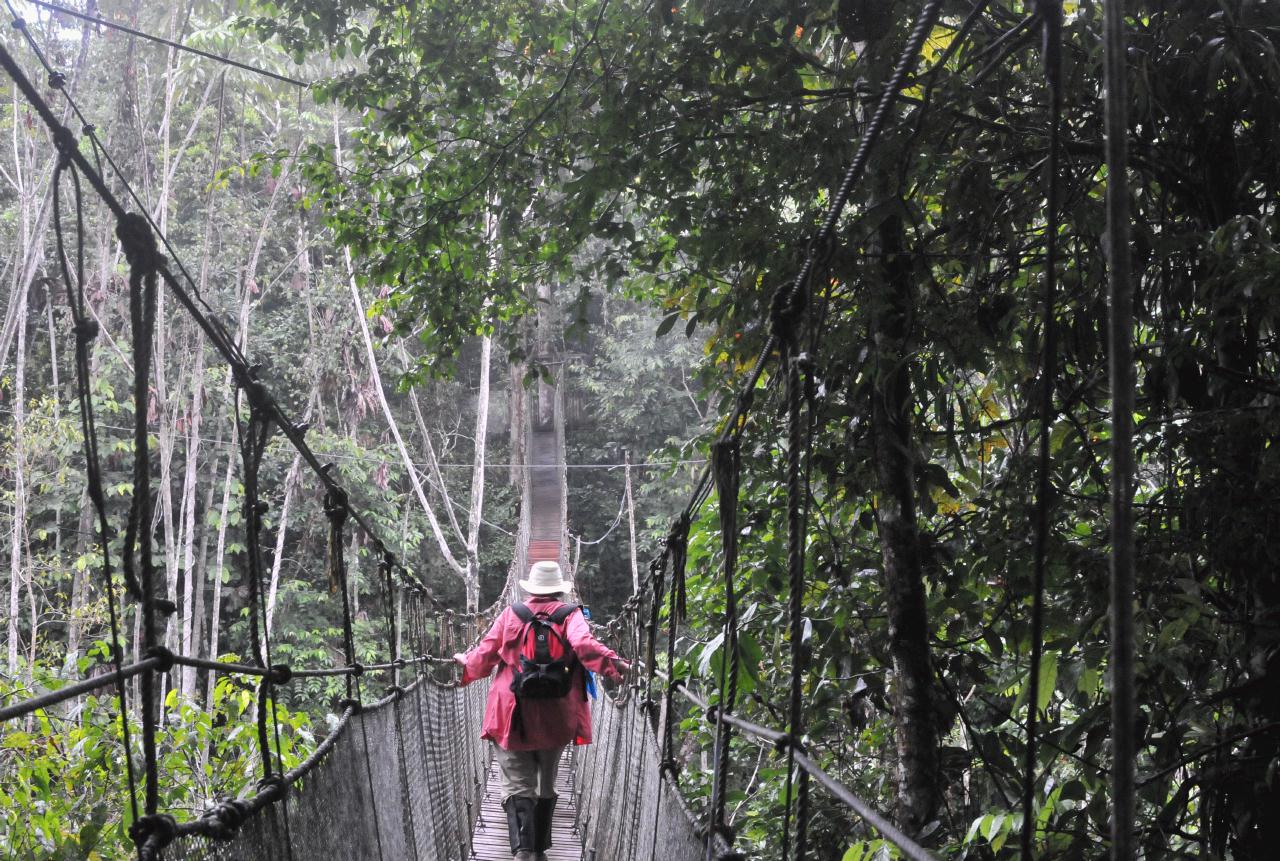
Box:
[67, 490, 92, 663]
[191, 437, 218, 675]
[343, 261, 466, 583]
[624, 451, 639, 594]
[6, 283, 27, 672]
[508, 358, 527, 486]
[464, 336, 492, 611]
[177, 367, 203, 698]
[204, 428, 237, 707]
[265, 453, 301, 639]
[869, 202, 939, 833]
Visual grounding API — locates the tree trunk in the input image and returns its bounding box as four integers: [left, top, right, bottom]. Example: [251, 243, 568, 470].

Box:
[176, 370, 203, 699]
[205, 428, 237, 707]
[67, 490, 93, 664]
[508, 358, 528, 486]
[6, 280, 27, 673]
[624, 451, 639, 594]
[869, 202, 939, 834]
[346, 262, 467, 579]
[464, 335, 492, 612]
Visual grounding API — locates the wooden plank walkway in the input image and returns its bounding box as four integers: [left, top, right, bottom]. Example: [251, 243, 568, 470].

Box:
[470, 750, 581, 860]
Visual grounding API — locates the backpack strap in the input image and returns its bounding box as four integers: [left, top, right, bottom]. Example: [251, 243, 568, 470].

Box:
[511, 603, 535, 623]
[548, 604, 579, 624]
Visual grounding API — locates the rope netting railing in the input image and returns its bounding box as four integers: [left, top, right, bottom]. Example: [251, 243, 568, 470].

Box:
[155, 667, 490, 861]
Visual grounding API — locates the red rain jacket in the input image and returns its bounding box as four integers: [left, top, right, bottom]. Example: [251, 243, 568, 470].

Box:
[460, 596, 623, 751]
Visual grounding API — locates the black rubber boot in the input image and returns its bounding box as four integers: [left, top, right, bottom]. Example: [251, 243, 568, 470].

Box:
[503, 796, 538, 857]
[534, 795, 558, 852]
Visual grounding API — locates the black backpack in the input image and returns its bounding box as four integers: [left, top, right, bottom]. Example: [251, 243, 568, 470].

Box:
[509, 603, 580, 700]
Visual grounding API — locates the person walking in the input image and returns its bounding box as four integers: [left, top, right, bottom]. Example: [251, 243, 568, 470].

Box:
[454, 560, 628, 860]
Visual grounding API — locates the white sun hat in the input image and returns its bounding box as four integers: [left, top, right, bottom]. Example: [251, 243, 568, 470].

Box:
[520, 560, 571, 595]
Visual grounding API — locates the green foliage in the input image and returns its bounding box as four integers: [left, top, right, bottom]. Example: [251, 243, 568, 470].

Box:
[0, 661, 313, 859]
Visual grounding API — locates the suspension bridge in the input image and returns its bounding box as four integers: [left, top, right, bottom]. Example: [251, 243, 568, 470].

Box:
[0, 0, 1147, 857]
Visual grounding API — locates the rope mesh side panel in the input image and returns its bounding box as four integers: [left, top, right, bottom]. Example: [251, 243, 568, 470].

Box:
[160, 676, 487, 861]
[575, 692, 733, 861]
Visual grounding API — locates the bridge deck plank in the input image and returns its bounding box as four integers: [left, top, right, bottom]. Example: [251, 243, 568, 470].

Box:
[470, 751, 580, 860]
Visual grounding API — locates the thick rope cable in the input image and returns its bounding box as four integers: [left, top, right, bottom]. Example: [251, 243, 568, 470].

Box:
[1021, 2, 1064, 856]
[114, 204, 166, 824]
[661, 522, 689, 772]
[50, 155, 142, 829]
[777, 339, 812, 861]
[1102, 0, 1137, 857]
[706, 439, 741, 857]
[236, 407, 275, 774]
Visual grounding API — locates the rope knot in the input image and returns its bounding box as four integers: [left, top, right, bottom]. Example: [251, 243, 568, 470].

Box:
[151, 597, 177, 616]
[768, 275, 808, 347]
[323, 488, 349, 523]
[198, 798, 252, 840]
[128, 813, 177, 857]
[269, 664, 292, 685]
[145, 645, 175, 674]
[255, 774, 290, 803]
[48, 71, 65, 90]
[337, 697, 362, 716]
[385, 684, 406, 700]
[659, 758, 680, 779]
[349, 662, 365, 677]
[243, 379, 271, 413]
[51, 126, 77, 164]
[73, 318, 99, 344]
[115, 212, 160, 274]
[772, 733, 806, 755]
[699, 821, 737, 845]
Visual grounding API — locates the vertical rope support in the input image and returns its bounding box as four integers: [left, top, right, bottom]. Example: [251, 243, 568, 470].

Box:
[325, 489, 357, 697]
[236, 396, 297, 859]
[645, 555, 664, 706]
[381, 556, 422, 861]
[1021, 2, 1064, 855]
[1102, 0, 1136, 857]
[662, 518, 690, 770]
[237, 403, 274, 774]
[118, 211, 162, 818]
[324, 489, 387, 861]
[779, 343, 812, 861]
[707, 439, 742, 858]
[52, 155, 142, 828]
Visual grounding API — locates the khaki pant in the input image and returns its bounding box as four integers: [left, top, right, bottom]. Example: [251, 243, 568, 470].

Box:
[494, 743, 565, 801]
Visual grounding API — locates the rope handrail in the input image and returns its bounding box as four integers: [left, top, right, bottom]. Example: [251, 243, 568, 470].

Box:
[655, 673, 940, 861]
[0, 657, 164, 723]
[0, 651, 463, 722]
